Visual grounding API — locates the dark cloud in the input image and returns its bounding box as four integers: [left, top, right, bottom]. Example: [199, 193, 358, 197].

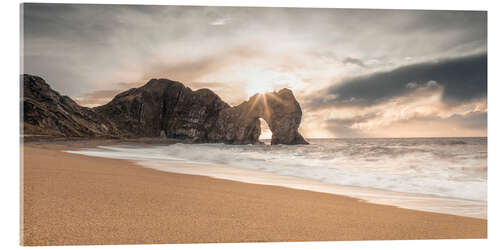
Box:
[342, 57, 366, 68]
[22, 4, 126, 44]
[307, 53, 487, 110]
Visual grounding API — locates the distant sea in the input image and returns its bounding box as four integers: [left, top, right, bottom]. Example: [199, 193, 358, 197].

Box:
[67, 137, 487, 218]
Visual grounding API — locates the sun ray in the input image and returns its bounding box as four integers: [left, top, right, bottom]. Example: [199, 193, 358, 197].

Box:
[265, 92, 284, 105]
[262, 94, 272, 122]
[244, 93, 261, 119]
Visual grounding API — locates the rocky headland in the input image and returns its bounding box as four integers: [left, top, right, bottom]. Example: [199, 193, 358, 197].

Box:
[22, 74, 308, 145]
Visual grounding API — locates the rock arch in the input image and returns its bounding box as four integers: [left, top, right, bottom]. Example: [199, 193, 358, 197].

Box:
[209, 89, 309, 145]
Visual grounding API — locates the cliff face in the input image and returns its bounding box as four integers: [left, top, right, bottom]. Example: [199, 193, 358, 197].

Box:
[94, 78, 230, 140]
[22, 74, 308, 145]
[22, 74, 122, 137]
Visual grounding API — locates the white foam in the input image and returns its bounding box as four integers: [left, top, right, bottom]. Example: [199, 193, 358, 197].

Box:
[73, 141, 487, 202]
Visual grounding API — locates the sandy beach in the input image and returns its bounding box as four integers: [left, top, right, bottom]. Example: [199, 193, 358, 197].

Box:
[21, 141, 487, 246]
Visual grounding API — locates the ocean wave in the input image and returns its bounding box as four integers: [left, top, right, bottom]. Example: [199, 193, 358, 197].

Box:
[70, 137, 487, 202]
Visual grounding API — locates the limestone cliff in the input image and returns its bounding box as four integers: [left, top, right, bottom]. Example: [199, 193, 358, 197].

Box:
[22, 74, 122, 137]
[22, 74, 308, 145]
[94, 78, 230, 141]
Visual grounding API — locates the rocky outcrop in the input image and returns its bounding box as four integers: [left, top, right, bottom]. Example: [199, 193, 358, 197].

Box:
[209, 89, 308, 145]
[94, 78, 230, 140]
[22, 75, 308, 145]
[22, 74, 122, 137]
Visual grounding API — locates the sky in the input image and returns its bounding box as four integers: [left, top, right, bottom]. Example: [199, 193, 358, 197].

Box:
[21, 3, 487, 138]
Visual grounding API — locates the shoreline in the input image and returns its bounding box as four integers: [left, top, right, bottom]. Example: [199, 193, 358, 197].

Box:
[22, 141, 487, 245]
[132, 162, 488, 220]
[65, 142, 487, 219]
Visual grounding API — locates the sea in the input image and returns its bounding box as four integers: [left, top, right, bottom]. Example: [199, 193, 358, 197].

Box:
[66, 137, 487, 219]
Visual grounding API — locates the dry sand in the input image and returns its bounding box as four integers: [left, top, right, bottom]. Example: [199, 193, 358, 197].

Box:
[21, 142, 487, 246]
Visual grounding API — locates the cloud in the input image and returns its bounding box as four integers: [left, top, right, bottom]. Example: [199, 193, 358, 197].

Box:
[443, 111, 487, 130]
[210, 17, 231, 26]
[306, 53, 487, 110]
[22, 4, 487, 100]
[323, 109, 486, 138]
[342, 57, 366, 68]
[306, 80, 486, 138]
[141, 46, 264, 83]
[21, 4, 487, 138]
[74, 89, 121, 107]
[377, 110, 487, 137]
[73, 81, 144, 107]
[75, 80, 248, 108]
[325, 113, 377, 138]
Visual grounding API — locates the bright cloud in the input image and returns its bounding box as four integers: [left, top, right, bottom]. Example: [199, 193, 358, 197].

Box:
[22, 4, 487, 138]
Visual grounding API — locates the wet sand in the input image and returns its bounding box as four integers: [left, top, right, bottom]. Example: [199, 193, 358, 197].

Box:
[21, 142, 487, 246]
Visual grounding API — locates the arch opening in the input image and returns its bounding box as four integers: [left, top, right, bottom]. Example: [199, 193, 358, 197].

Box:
[258, 118, 272, 141]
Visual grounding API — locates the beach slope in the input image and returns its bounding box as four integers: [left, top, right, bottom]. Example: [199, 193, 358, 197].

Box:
[22, 143, 487, 246]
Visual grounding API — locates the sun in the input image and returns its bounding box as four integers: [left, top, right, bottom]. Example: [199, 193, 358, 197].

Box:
[243, 68, 305, 97]
[244, 69, 282, 96]
[245, 80, 274, 96]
